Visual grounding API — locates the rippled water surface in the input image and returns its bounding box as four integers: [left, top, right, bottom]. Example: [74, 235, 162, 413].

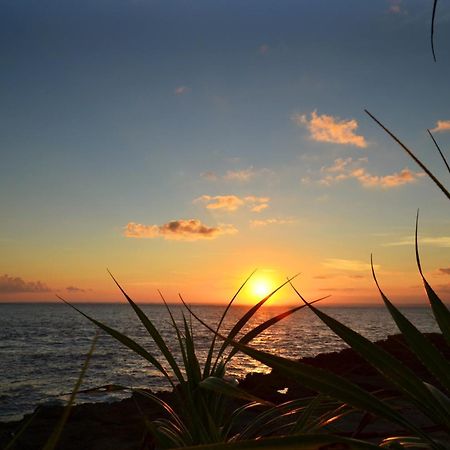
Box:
[0, 303, 438, 421]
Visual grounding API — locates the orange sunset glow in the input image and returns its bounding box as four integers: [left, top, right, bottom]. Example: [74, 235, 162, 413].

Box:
[1, 3, 449, 448]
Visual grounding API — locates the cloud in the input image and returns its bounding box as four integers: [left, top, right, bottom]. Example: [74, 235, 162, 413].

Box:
[174, 86, 191, 95]
[200, 171, 219, 181]
[430, 120, 450, 133]
[353, 167, 423, 188]
[293, 111, 367, 148]
[194, 195, 270, 213]
[384, 236, 450, 248]
[439, 268, 450, 275]
[250, 203, 269, 213]
[0, 274, 51, 293]
[124, 219, 237, 241]
[224, 167, 256, 182]
[250, 218, 296, 227]
[194, 195, 244, 211]
[387, 0, 404, 14]
[201, 166, 272, 183]
[66, 286, 86, 293]
[319, 157, 423, 189]
[258, 44, 270, 55]
[323, 258, 376, 272]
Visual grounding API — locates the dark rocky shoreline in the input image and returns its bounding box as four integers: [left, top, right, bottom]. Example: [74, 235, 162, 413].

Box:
[1, 333, 448, 449]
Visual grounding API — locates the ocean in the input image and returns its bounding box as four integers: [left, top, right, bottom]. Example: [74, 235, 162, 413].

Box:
[0, 303, 439, 422]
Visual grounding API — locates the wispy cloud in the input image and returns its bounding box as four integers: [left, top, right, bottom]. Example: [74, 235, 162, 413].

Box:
[319, 157, 423, 189]
[66, 286, 87, 293]
[174, 86, 191, 95]
[200, 171, 219, 181]
[124, 219, 237, 241]
[439, 268, 450, 275]
[384, 236, 450, 247]
[201, 166, 271, 183]
[352, 167, 423, 188]
[430, 119, 450, 133]
[224, 167, 257, 182]
[250, 218, 296, 227]
[387, 0, 405, 14]
[323, 258, 376, 272]
[194, 195, 244, 211]
[258, 44, 270, 55]
[0, 274, 51, 293]
[293, 111, 367, 148]
[194, 195, 270, 213]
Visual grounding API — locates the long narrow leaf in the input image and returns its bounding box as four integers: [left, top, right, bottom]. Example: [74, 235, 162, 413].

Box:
[290, 284, 450, 429]
[212, 273, 300, 371]
[431, 0, 438, 62]
[180, 302, 431, 441]
[228, 344, 434, 444]
[226, 296, 328, 363]
[204, 270, 256, 378]
[159, 290, 189, 373]
[183, 433, 384, 450]
[108, 271, 184, 383]
[180, 308, 202, 385]
[200, 376, 273, 406]
[59, 296, 174, 386]
[43, 332, 98, 450]
[371, 256, 450, 392]
[134, 388, 192, 440]
[365, 110, 450, 201]
[428, 129, 450, 174]
[415, 212, 450, 346]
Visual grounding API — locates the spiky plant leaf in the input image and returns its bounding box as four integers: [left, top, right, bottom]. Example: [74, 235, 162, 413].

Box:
[212, 274, 300, 372]
[371, 256, 450, 392]
[415, 213, 450, 346]
[181, 302, 431, 442]
[43, 333, 98, 450]
[364, 110, 450, 201]
[60, 297, 174, 386]
[290, 284, 450, 431]
[182, 434, 383, 450]
[204, 270, 256, 378]
[200, 376, 273, 406]
[108, 270, 185, 383]
[226, 296, 328, 363]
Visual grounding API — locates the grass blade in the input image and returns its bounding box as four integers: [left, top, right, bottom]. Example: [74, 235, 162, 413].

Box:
[42, 332, 98, 450]
[4, 408, 41, 450]
[108, 271, 184, 383]
[365, 110, 450, 201]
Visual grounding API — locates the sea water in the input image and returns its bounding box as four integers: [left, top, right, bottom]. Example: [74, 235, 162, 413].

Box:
[0, 303, 438, 422]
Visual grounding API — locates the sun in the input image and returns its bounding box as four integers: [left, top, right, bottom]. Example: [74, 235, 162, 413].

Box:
[248, 276, 274, 300]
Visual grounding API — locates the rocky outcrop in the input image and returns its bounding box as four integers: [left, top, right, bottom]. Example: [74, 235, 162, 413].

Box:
[1, 333, 448, 449]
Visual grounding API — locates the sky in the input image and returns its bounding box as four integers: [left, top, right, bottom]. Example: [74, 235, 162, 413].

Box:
[0, 0, 449, 305]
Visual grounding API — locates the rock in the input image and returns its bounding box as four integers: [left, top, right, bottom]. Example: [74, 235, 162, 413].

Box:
[1, 333, 448, 449]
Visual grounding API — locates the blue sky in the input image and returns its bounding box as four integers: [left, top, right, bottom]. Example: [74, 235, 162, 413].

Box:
[1, 0, 449, 304]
